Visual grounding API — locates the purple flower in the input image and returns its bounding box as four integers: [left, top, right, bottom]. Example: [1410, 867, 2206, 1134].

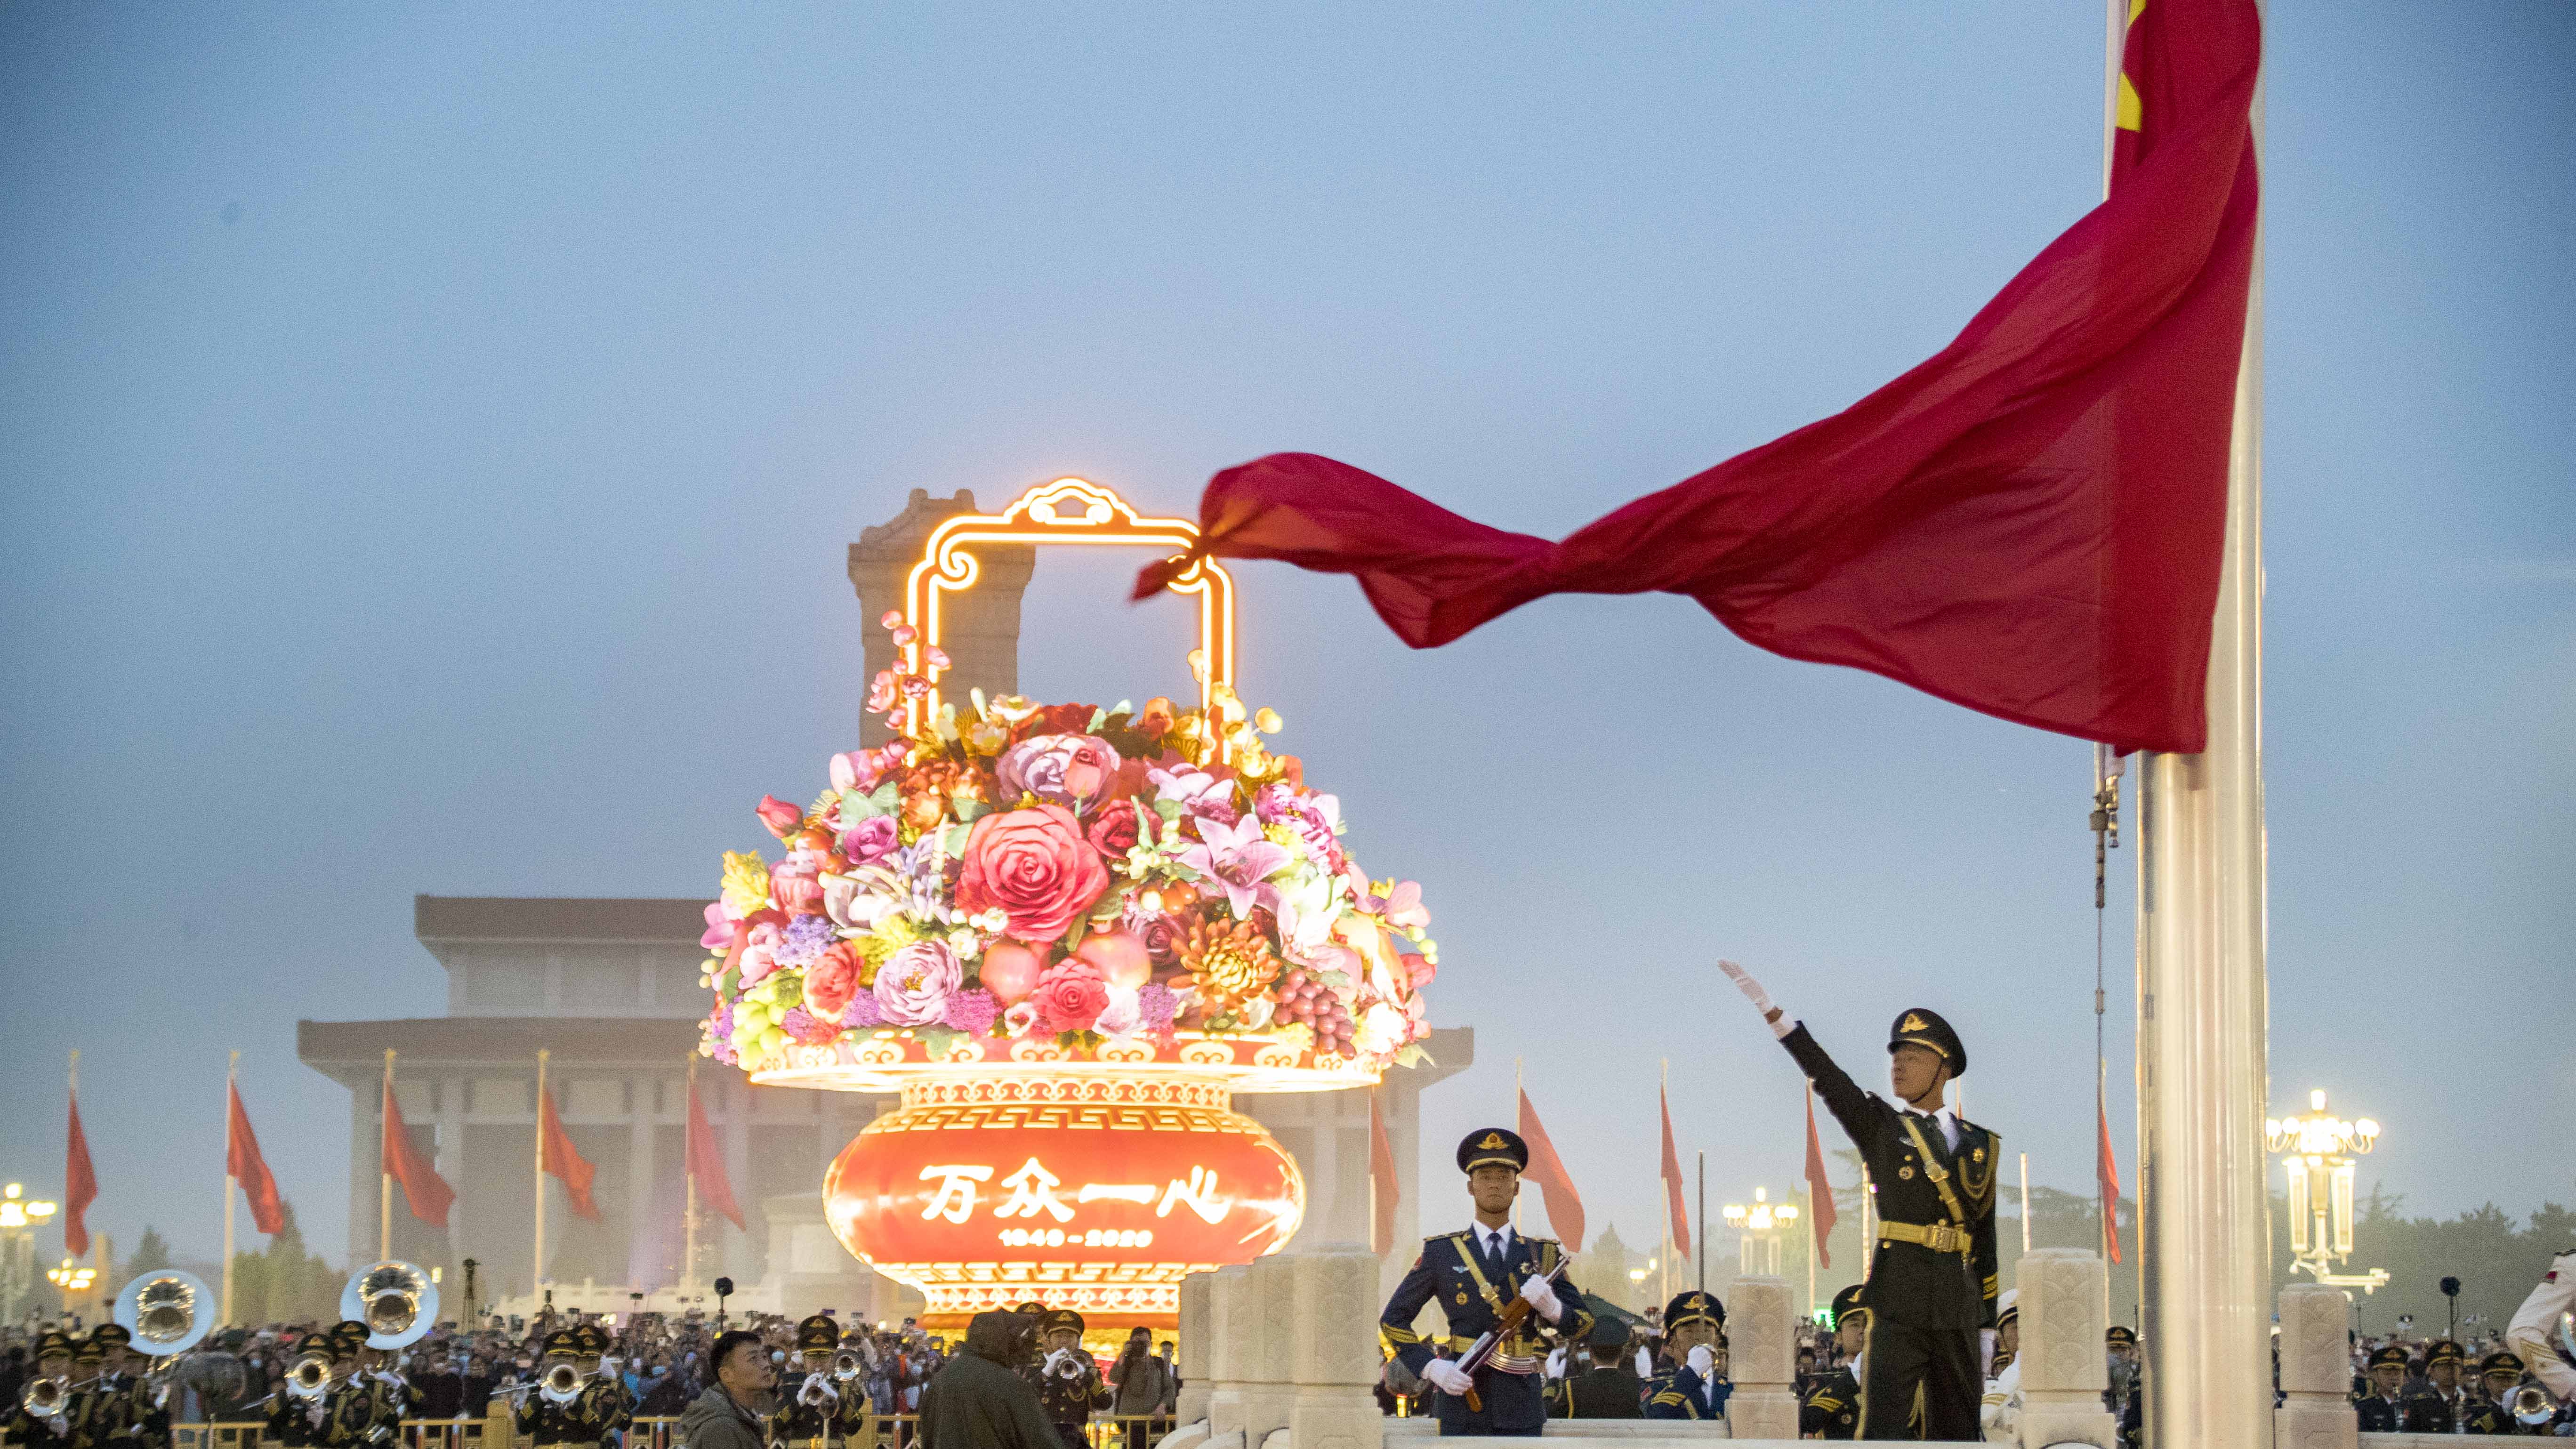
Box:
[838, 814, 900, 865]
[1149, 764, 1238, 824]
[996, 734, 1121, 812]
[780, 1006, 839, 1046]
[1255, 784, 1344, 870]
[1173, 814, 1292, 919]
[1138, 982, 1177, 1029]
[775, 913, 835, 968]
[842, 990, 886, 1028]
[873, 939, 962, 1026]
[940, 989, 999, 1035]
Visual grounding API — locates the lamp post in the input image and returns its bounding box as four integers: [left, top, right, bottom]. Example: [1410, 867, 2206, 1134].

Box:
[46, 1256, 96, 1322]
[0, 1184, 60, 1325]
[1721, 1187, 1799, 1277]
[2264, 1089, 2389, 1294]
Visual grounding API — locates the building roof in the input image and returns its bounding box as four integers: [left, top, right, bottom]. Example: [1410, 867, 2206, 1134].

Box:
[414, 894, 708, 947]
[298, 1016, 703, 1083]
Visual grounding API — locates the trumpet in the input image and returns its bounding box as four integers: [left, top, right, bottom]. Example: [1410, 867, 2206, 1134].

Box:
[21, 1376, 93, 1418]
[495, 1361, 594, 1407]
[286, 1350, 338, 1401]
[832, 1350, 865, 1382]
[796, 1372, 839, 1409]
[2511, 1384, 2557, 1426]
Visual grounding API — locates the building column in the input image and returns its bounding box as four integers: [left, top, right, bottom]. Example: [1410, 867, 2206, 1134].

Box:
[628, 1078, 658, 1288]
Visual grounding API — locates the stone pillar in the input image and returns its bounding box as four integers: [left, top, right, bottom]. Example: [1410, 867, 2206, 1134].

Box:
[2275, 1285, 2357, 1449]
[847, 489, 1036, 747]
[1176, 1272, 1216, 1427]
[1285, 1245, 1383, 1449]
[1723, 1274, 1799, 1440]
[1243, 1252, 1299, 1442]
[2014, 1249, 2118, 1449]
[1204, 1265, 1256, 1441]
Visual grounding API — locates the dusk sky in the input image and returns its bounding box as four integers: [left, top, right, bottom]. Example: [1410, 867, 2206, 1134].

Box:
[4, 2, 2568, 1272]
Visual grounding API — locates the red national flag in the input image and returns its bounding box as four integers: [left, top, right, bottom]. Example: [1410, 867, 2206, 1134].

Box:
[1803, 1087, 1838, 1271]
[539, 1086, 601, 1222]
[64, 1090, 97, 1258]
[2098, 1098, 2125, 1265]
[1657, 1087, 1689, 1260]
[381, 1079, 455, 1228]
[1138, 0, 2260, 757]
[686, 1077, 745, 1232]
[1514, 1089, 1586, 1252]
[227, 1083, 286, 1236]
[1368, 1087, 1401, 1257]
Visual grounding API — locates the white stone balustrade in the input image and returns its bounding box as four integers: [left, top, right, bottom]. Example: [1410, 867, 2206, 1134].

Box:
[1174, 1246, 1383, 1449]
[2277, 1283, 2359, 1449]
[1720, 1276, 1797, 1441]
[2013, 1248, 2118, 1449]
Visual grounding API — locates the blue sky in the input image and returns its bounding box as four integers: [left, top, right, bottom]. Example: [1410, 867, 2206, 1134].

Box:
[2, 2, 2568, 1271]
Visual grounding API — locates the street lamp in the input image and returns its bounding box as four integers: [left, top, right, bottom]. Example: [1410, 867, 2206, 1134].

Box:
[2265, 1089, 2388, 1293]
[1721, 1187, 1800, 1276]
[46, 1256, 96, 1320]
[0, 1184, 60, 1324]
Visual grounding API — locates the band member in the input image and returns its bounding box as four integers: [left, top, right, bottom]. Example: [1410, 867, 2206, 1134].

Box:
[356, 1338, 419, 1444]
[1801, 1285, 1868, 1441]
[573, 1323, 630, 1446]
[2505, 1248, 2576, 1407]
[1379, 1128, 1596, 1436]
[1721, 962, 1998, 1440]
[1013, 1303, 1053, 1388]
[2355, 1344, 2409, 1432]
[1033, 1310, 1110, 1449]
[515, 1331, 596, 1449]
[1979, 1291, 2021, 1442]
[2403, 1340, 2469, 1434]
[2104, 1326, 2141, 1419]
[1551, 1320, 1642, 1419]
[2463, 1352, 2552, 1436]
[775, 1315, 869, 1448]
[1642, 1290, 1728, 1421]
[4, 1330, 85, 1449]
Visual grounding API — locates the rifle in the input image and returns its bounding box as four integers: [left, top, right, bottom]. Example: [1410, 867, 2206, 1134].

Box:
[1451, 1258, 1573, 1412]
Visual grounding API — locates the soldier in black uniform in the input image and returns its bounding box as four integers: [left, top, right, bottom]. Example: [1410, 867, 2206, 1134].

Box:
[775, 1315, 869, 1448]
[514, 1331, 599, 1449]
[1721, 962, 1998, 1441]
[1378, 1128, 1596, 1437]
[2354, 1344, 2409, 1431]
[1800, 1284, 1868, 1441]
[1549, 1319, 1641, 1419]
[2464, 1351, 2548, 1436]
[2403, 1339, 2470, 1433]
[85, 1324, 149, 1449]
[2103, 1325, 2141, 1422]
[1030, 1309, 1109, 1449]
[571, 1323, 628, 1448]
[1642, 1290, 1727, 1421]
[4, 1330, 84, 1449]
[1012, 1303, 1053, 1393]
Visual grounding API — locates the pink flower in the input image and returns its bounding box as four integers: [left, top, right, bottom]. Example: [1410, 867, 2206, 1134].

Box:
[1149, 765, 1238, 824]
[832, 747, 902, 794]
[837, 814, 900, 865]
[995, 734, 1122, 812]
[1173, 814, 1291, 919]
[1366, 879, 1430, 930]
[1031, 958, 1110, 1035]
[954, 805, 1110, 944]
[1094, 985, 1142, 1041]
[1255, 784, 1344, 869]
[804, 942, 864, 1022]
[867, 670, 900, 714]
[770, 851, 826, 916]
[757, 795, 806, 839]
[873, 940, 962, 1026]
[1086, 799, 1147, 858]
[1002, 1001, 1040, 1037]
[700, 902, 736, 951]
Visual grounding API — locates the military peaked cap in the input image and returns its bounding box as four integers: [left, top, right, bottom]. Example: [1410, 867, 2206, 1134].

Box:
[1830, 1283, 1871, 1328]
[34, 1329, 76, 1360]
[1888, 1008, 1966, 1076]
[2368, 1344, 2408, 1369]
[91, 1323, 131, 1349]
[797, 1315, 841, 1351]
[1457, 1127, 1529, 1174]
[2105, 1325, 2137, 1347]
[2426, 1339, 2463, 1367]
[1662, 1290, 1723, 1332]
[1043, 1308, 1086, 1336]
[1995, 1289, 2019, 1329]
[2479, 1351, 2525, 1378]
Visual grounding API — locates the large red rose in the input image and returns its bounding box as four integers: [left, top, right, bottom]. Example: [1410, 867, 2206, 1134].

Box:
[1031, 958, 1110, 1035]
[1086, 798, 1146, 858]
[954, 805, 1109, 943]
[803, 942, 864, 1022]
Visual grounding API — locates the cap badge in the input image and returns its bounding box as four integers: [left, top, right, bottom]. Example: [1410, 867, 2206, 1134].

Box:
[1900, 1012, 1929, 1033]
[1478, 1132, 1506, 1149]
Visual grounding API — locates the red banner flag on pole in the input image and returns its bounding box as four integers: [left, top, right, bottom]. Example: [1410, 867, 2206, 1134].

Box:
[2098, 1098, 2125, 1265]
[227, 1082, 286, 1235]
[1368, 1087, 1401, 1257]
[1514, 1088, 1586, 1252]
[1137, 0, 2260, 757]
[64, 1057, 97, 1258]
[1803, 1086, 1838, 1271]
[685, 1077, 745, 1232]
[539, 1086, 602, 1222]
[1658, 1085, 1690, 1261]
[381, 1078, 455, 1228]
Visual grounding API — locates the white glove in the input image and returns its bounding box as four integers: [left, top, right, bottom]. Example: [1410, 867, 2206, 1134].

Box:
[1420, 1360, 1473, 1397]
[1718, 959, 1794, 1038]
[1544, 1348, 1566, 1379]
[1980, 1329, 1998, 1379]
[1686, 1344, 1715, 1377]
[1634, 1348, 1654, 1379]
[1518, 1275, 1563, 1323]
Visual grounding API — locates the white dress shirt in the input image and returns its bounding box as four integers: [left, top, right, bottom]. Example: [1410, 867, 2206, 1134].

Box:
[1904, 1104, 1962, 1152]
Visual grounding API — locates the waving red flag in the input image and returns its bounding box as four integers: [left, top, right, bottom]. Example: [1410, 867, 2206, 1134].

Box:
[539, 1086, 601, 1222]
[685, 1077, 745, 1232]
[227, 1083, 286, 1236]
[1369, 1088, 1401, 1256]
[1658, 1086, 1690, 1260]
[64, 1088, 97, 1258]
[1803, 1086, 1838, 1271]
[1514, 1089, 1586, 1252]
[1139, 0, 2260, 756]
[381, 1079, 454, 1228]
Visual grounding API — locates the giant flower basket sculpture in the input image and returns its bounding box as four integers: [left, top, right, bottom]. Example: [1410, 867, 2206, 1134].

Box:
[699, 478, 1438, 1329]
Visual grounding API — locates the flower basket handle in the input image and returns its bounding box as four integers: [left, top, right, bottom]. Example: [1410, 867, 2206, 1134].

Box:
[896, 477, 1235, 747]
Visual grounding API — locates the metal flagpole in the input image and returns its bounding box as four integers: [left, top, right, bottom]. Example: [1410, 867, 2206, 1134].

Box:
[683, 1055, 700, 1299]
[380, 1050, 395, 1261]
[2020, 1151, 2032, 1256]
[223, 1052, 239, 1326]
[1696, 1150, 1707, 1292]
[534, 1049, 550, 1289]
[1657, 1059, 1669, 1307]
[2130, 0, 2272, 1441]
[1803, 1180, 1817, 1320]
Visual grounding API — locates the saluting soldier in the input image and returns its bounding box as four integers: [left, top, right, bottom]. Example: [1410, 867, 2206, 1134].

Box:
[774, 1316, 868, 1449]
[1032, 1310, 1111, 1449]
[1550, 1320, 1642, 1420]
[2403, 1339, 2470, 1433]
[1641, 1290, 1728, 1422]
[2463, 1352, 2548, 1436]
[1800, 1285, 1868, 1441]
[4, 1329, 86, 1449]
[1378, 1127, 1595, 1437]
[1719, 962, 1999, 1441]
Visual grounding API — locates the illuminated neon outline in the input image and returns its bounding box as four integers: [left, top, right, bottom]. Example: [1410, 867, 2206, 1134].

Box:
[898, 477, 1234, 751]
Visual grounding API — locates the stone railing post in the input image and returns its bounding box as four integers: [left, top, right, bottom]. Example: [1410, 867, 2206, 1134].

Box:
[1724, 1274, 1799, 1440]
[2014, 1248, 2117, 1449]
[1206, 1264, 1257, 1442]
[1286, 1244, 1385, 1449]
[1245, 1251, 1299, 1442]
[2276, 1284, 2357, 1449]
[1177, 1271, 1217, 1427]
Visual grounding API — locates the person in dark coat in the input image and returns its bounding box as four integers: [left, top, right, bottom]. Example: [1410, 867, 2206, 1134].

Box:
[1555, 1319, 1642, 1419]
[918, 1312, 1063, 1449]
[675, 1331, 773, 1449]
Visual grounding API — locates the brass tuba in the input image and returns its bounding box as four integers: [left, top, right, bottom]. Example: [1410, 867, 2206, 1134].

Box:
[116, 1269, 218, 1362]
[340, 1260, 440, 1351]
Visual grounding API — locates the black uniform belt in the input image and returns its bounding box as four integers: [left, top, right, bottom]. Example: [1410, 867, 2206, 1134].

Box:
[1877, 1219, 1972, 1255]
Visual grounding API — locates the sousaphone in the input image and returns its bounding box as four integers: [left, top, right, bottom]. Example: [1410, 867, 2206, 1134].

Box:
[114, 1270, 218, 1359]
[340, 1259, 440, 1350]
